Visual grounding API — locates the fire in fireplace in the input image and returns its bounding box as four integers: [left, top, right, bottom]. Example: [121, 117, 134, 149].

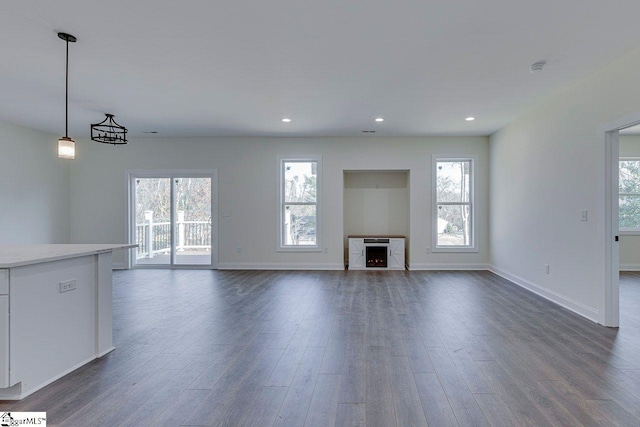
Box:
[366, 246, 388, 268]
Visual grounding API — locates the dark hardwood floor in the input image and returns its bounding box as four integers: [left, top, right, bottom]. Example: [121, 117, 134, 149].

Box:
[2, 269, 640, 426]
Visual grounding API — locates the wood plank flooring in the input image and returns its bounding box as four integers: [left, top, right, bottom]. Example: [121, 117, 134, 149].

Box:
[2, 270, 640, 426]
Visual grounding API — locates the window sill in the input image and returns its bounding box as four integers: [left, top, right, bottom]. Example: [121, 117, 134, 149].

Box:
[620, 230, 640, 236]
[277, 246, 323, 253]
[432, 247, 479, 253]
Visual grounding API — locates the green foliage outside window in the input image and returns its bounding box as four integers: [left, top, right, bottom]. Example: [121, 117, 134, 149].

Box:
[620, 160, 640, 229]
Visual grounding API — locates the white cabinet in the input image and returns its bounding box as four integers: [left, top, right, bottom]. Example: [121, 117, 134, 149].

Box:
[388, 238, 405, 270]
[349, 239, 365, 269]
[348, 237, 405, 270]
[0, 269, 7, 388]
[0, 244, 134, 400]
[10, 256, 97, 399]
[0, 295, 8, 388]
[0, 269, 7, 294]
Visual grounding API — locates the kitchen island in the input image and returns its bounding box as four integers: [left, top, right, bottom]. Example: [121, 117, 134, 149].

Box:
[0, 244, 135, 400]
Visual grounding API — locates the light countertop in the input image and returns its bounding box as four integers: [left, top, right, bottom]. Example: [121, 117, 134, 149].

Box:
[0, 244, 137, 268]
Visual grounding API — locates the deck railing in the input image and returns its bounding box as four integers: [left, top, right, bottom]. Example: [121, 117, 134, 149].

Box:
[135, 211, 211, 258]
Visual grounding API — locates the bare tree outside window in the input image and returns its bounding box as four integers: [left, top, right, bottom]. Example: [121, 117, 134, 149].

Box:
[278, 157, 322, 252]
[281, 160, 319, 248]
[435, 160, 473, 247]
[620, 159, 640, 230]
[134, 177, 212, 264]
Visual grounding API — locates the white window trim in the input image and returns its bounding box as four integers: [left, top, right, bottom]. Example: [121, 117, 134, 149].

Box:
[431, 155, 477, 253]
[277, 156, 322, 252]
[620, 230, 640, 236]
[619, 157, 640, 232]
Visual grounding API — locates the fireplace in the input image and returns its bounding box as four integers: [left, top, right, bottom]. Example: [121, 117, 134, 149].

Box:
[364, 238, 389, 268]
[366, 246, 387, 267]
[347, 236, 405, 270]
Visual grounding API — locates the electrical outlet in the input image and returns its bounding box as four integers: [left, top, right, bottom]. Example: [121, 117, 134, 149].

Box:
[544, 264, 550, 275]
[236, 247, 243, 254]
[426, 247, 431, 254]
[324, 247, 328, 254]
[581, 210, 588, 221]
[59, 280, 76, 293]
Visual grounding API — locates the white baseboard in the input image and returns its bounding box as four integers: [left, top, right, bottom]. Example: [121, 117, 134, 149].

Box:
[0, 354, 97, 400]
[218, 262, 344, 271]
[620, 263, 640, 271]
[408, 263, 490, 271]
[488, 265, 599, 323]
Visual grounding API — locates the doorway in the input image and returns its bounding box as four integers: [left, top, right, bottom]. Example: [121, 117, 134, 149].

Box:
[128, 170, 218, 268]
[602, 113, 640, 327]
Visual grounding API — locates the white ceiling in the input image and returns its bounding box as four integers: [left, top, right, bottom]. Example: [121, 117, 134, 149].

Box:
[2, 0, 640, 138]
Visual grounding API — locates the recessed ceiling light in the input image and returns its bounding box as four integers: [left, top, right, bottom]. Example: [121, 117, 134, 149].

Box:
[375, 117, 384, 122]
[465, 117, 475, 121]
[282, 118, 291, 123]
[143, 131, 158, 134]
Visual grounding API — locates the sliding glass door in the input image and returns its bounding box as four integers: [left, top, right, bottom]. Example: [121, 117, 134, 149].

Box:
[174, 177, 212, 265]
[129, 170, 217, 268]
[134, 177, 173, 265]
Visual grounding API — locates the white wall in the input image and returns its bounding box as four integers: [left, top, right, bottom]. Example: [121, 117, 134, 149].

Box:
[0, 121, 70, 243]
[619, 134, 640, 270]
[69, 136, 489, 269]
[343, 171, 409, 256]
[490, 46, 640, 322]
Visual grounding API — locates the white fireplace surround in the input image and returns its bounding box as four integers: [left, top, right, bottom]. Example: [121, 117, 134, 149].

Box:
[348, 236, 405, 270]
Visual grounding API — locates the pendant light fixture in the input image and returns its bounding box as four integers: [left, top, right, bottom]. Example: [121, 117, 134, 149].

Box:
[57, 32, 77, 159]
[91, 113, 128, 145]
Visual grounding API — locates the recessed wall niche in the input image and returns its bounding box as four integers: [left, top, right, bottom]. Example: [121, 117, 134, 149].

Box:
[343, 170, 410, 257]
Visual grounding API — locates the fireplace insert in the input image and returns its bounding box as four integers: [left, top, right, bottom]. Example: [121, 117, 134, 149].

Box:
[366, 245, 388, 268]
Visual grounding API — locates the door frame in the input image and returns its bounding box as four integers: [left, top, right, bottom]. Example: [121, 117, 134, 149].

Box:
[126, 169, 218, 269]
[600, 112, 640, 327]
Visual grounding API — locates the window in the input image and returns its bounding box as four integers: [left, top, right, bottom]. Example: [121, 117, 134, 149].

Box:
[620, 158, 640, 231]
[278, 157, 322, 251]
[433, 157, 475, 251]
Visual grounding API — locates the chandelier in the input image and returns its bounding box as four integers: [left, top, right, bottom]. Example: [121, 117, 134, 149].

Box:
[91, 114, 128, 145]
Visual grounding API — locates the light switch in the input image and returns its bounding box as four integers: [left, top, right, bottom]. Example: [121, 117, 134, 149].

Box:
[581, 210, 588, 222]
[221, 209, 231, 217]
